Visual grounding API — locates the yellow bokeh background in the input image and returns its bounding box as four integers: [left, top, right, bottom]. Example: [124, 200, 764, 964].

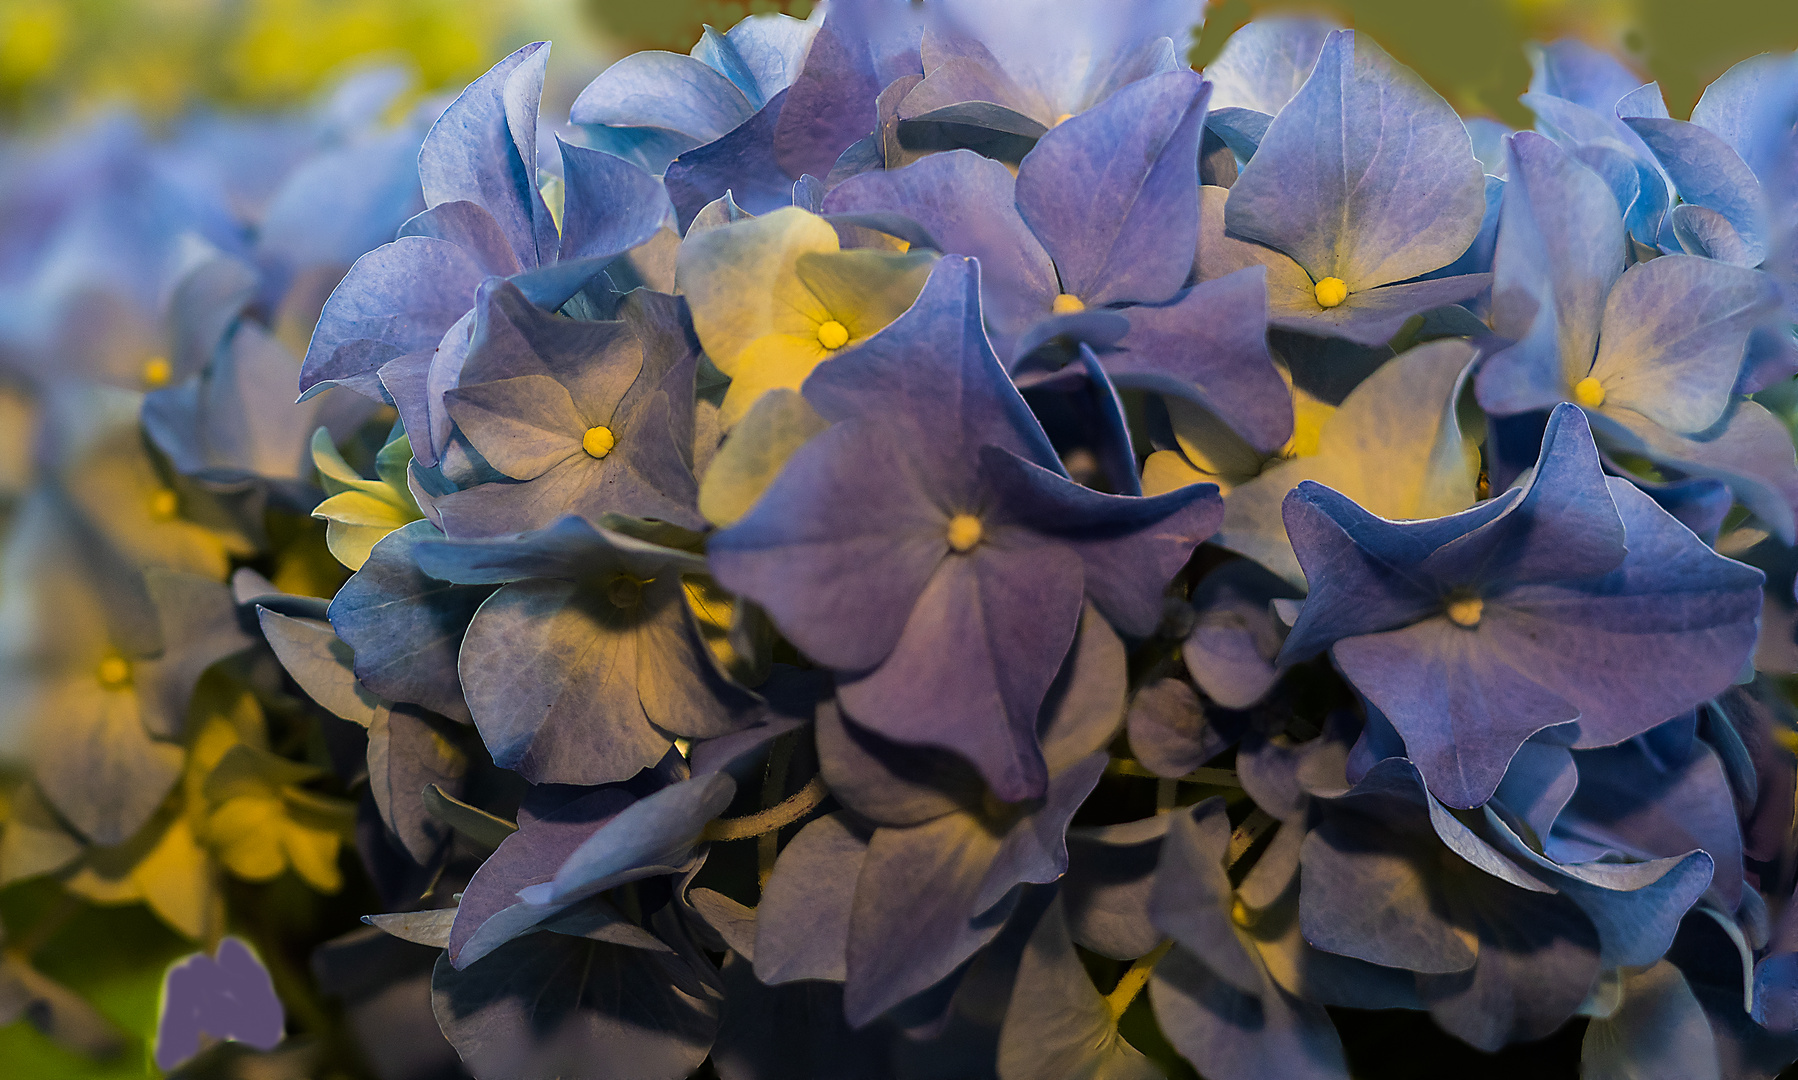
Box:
[3, 0, 1798, 133]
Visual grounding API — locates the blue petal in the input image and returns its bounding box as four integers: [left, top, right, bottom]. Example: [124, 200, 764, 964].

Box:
[556, 138, 671, 262]
[665, 91, 796, 231]
[1103, 268, 1294, 455]
[1014, 70, 1209, 307]
[418, 42, 556, 269]
[299, 237, 484, 400]
[328, 520, 492, 723]
[822, 149, 1059, 350]
[772, 21, 881, 183]
[1225, 30, 1486, 289]
[1477, 131, 1626, 417]
[1204, 18, 1338, 115]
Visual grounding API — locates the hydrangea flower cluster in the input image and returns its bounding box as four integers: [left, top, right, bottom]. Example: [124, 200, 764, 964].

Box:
[6, 2, 1798, 1078]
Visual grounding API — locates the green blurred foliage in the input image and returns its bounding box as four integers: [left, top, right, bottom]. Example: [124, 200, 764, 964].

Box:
[0, 0, 508, 127]
[1192, 0, 1798, 125]
[578, 0, 814, 53]
[0, 879, 191, 1079]
[12, 0, 1797, 131]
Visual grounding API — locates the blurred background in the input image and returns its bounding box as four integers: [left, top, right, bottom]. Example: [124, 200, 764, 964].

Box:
[3, 0, 1798, 135]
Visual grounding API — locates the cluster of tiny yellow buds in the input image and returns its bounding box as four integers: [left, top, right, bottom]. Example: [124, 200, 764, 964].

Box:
[582, 425, 616, 459]
[1573, 377, 1606, 409]
[1052, 293, 1086, 315]
[96, 655, 132, 688]
[946, 513, 984, 553]
[142, 356, 172, 388]
[1446, 595, 1485, 628]
[817, 319, 850, 350]
[1313, 277, 1349, 308]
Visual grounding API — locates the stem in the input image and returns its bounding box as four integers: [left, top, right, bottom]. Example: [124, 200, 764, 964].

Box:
[13, 891, 81, 958]
[1155, 778, 1177, 814]
[1105, 758, 1241, 788]
[755, 736, 796, 888]
[1106, 939, 1173, 1021]
[702, 775, 829, 843]
[1227, 809, 1277, 868]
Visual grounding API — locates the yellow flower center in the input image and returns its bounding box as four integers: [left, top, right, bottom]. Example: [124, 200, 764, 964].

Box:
[1446, 595, 1484, 628]
[607, 576, 643, 608]
[1573, 376, 1606, 409]
[1052, 112, 1075, 127]
[1313, 277, 1349, 308]
[946, 513, 983, 553]
[582, 425, 616, 459]
[148, 488, 178, 520]
[1230, 897, 1255, 928]
[816, 319, 851, 351]
[1052, 293, 1085, 315]
[142, 356, 172, 388]
[96, 655, 131, 688]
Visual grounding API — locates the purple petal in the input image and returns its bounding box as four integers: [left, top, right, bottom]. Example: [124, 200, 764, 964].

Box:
[418, 42, 554, 269]
[299, 237, 483, 400]
[1589, 254, 1780, 434]
[1015, 70, 1209, 307]
[980, 446, 1223, 637]
[1272, 275, 1491, 347]
[835, 541, 1083, 802]
[756, 811, 869, 984]
[1595, 400, 1798, 544]
[707, 421, 952, 672]
[1333, 617, 1582, 808]
[444, 375, 585, 481]
[1204, 17, 1338, 115]
[1624, 114, 1769, 266]
[1105, 267, 1294, 455]
[1225, 30, 1485, 289]
[822, 150, 1059, 347]
[1127, 676, 1241, 777]
[1476, 131, 1627, 417]
[773, 21, 881, 182]
[1149, 800, 1264, 994]
[570, 50, 753, 146]
[457, 579, 676, 785]
[556, 139, 671, 262]
[844, 812, 1013, 1026]
[1151, 945, 1350, 1080]
[447, 781, 643, 967]
[666, 90, 796, 232]
[1489, 477, 1762, 748]
[399, 201, 523, 277]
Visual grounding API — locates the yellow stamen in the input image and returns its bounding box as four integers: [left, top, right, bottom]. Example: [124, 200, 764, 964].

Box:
[1313, 277, 1349, 308]
[148, 488, 178, 520]
[142, 356, 172, 388]
[1446, 595, 1484, 628]
[1052, 293, 1085, 315]
[816, 319, 850, 351]
[946, 513, 983, 553]
[1230, 897, 1255, 928]
[1052, 112, 1075, 127]
[607, 576, 643, 608]
[97, 655, 131, 688]
[581, 425, 616, 459]
[1573, 376, 1606, 409]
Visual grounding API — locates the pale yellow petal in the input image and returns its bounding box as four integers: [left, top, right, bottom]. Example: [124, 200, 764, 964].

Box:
[676, 206, 840, 369]
[716, 334, 832, 427]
